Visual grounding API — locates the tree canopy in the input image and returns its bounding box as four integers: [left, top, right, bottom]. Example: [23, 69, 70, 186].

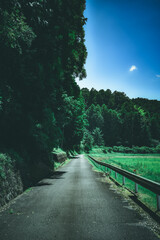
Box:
[82, 88, 160, 148]
[0, 0, 87, 184]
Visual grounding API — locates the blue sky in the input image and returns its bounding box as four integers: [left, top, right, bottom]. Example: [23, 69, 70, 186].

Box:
[77, 0, 160, 100]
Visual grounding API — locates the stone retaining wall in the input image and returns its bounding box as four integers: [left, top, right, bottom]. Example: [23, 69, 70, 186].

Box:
[52, 153, 67, 163]
[0, 162, 23, 208]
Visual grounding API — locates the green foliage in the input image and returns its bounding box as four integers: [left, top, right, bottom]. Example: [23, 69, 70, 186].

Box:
[103, 146, 160, 154]
[52, 148, 66, 154]
[83, 88, 159, 147]
[92, 128, 104, 146]
[1, 0, 160, 189]
[86, 104, 104, 131]
[89, 148, 160, 210]
[0, 0, 87, 185]
[82, 129, 94, 152]
[89, 150, 160, 211]
[57, 93, 87, 151]
[24, 188, 32, 194]
[9, 209, 14, 214]
[0, 8, 36, 53]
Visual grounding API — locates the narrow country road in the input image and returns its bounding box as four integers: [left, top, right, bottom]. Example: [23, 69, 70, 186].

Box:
[0, 155, 159, 240]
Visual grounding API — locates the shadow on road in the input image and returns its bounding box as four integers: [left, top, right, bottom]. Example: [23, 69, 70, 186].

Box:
[50, 171, 67, 179]
[36, 181, 53, 186]
[35, 171, 67, 187]
[69, 156, 79, 159]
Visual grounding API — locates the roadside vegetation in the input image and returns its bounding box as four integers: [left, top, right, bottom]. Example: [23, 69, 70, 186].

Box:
[82, 87, 160, 213]
[0, 0, 87, 186]
[0, 1, 160, 213]
[53, 148, 73, 170]
[88, 147, 160, 212]
[54, 158, 72, 170]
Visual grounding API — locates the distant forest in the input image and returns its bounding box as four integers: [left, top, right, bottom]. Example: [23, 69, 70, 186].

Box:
[82, 88, 160, 150]
[0, 1, 160, 185]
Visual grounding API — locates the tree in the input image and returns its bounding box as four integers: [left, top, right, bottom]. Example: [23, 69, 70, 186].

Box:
[150, 115, 160, 141]
[82, 129, 94, 152]
[101, 105, 121, 146]
[0, 0, 88, 184]
[57, 93, 87, 152]
[82, 88, 160, 148]
[112, 91, 129, 110]
[88, 88, 98, 106]
[86, 104, 104, 131]
[92, 128, 104, 146]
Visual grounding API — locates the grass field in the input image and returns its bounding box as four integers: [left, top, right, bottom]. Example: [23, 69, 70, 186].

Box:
[88, 147, 160, 212]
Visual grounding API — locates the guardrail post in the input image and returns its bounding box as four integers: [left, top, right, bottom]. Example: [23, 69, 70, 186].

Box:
[115, 172, 117, 179]
[135, 183, 138, 193]
[88, 156, 160, 204]
[123, 176, 125, 185]
[157, 195, 160, 211]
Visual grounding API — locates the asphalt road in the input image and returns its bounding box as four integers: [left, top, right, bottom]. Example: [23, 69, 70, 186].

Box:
[0, 155, 159, 240]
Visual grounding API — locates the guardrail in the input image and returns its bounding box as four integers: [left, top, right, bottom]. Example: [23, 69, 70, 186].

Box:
[88, 155, 160, 211]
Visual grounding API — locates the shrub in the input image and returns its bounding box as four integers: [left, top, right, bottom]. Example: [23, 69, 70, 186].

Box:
[107, 146, 158, 154]
[106, 147, 113, 153]
[102, 149, 107, 153]
[156, 145, 160, 154]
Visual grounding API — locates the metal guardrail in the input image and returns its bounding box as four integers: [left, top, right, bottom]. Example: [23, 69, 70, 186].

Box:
[88, 155, 160, 211]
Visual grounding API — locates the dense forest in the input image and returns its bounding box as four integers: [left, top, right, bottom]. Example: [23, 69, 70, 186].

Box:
[0, 0, 87, 185]
[82, 88, 160, 151]
[0, 0, 160, 187]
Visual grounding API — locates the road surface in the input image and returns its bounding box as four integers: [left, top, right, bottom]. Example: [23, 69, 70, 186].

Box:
[0, 155, 159, 240]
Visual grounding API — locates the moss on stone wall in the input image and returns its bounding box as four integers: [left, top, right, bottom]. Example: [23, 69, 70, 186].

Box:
[0, 154, 23, 207]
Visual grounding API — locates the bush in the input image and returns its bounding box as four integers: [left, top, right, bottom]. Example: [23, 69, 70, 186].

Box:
[156, 145, 160, 154]
[105, 147, 113, 153]
[102, 149, 107, 153]
[106, 146, 159, 154]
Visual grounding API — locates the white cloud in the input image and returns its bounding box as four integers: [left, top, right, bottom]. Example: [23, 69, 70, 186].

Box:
[129, 65, 137, 72]
[156, 74, 160, 78]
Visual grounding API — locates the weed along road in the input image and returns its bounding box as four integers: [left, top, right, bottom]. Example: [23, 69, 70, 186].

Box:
[0, 155, 159, 240]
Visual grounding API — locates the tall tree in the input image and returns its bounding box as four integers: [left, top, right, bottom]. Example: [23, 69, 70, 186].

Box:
[0, 0, 87, 182]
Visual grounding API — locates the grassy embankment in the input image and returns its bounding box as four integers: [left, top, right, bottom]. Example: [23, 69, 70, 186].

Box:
[88, 147, 160, 212]
[53, 148, 76, 170]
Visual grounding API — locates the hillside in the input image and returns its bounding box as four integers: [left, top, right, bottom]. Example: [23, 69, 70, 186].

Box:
[81, 88, 160, 148]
